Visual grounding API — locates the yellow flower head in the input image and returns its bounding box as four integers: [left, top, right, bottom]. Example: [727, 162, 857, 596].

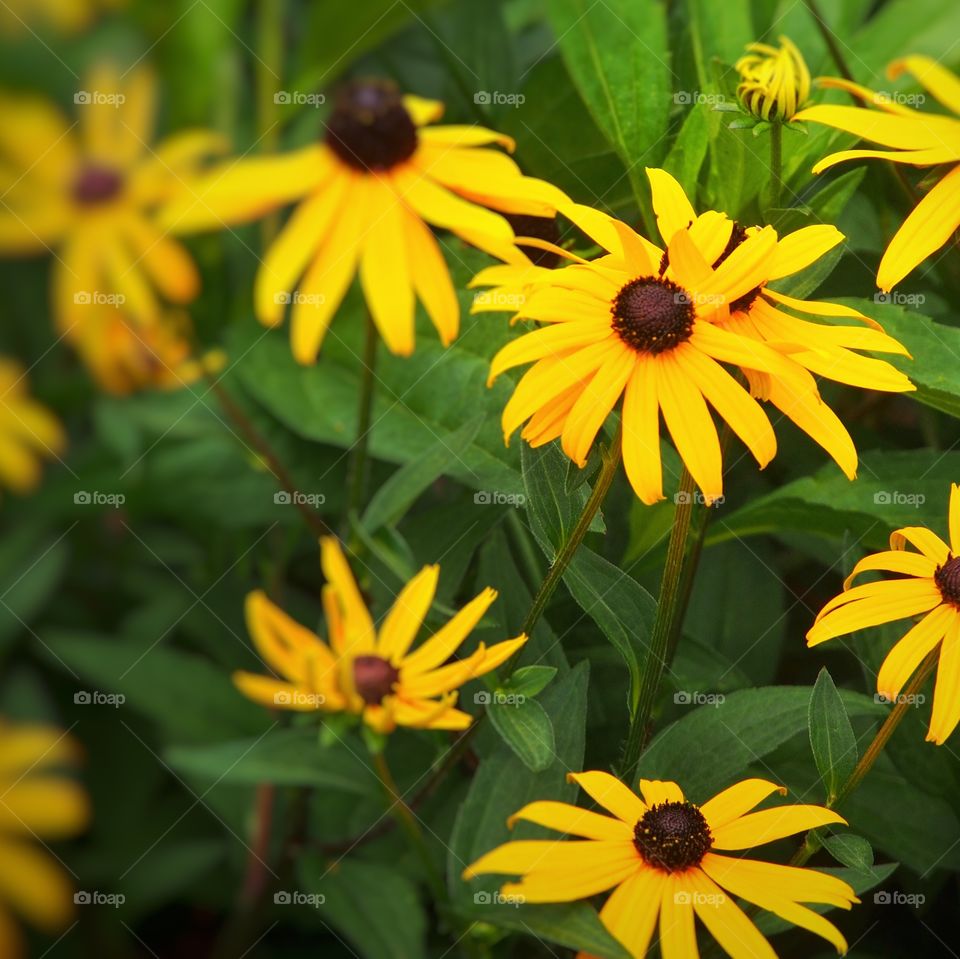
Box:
[795, 56, 960, 290]
[464, 772, 857, 958]
[736, 36, 811, 121]
[0, 358, 64, 494]
[645, 168, 913, 480]
[0, 63, 227, 337]
[808, 483, 960, 745]
[0, 720, 89, 957]
[471, 168, 910, 505]
[74, 308, 223, 396]
[234, 538, 527, 734]
[162, 78, 567, 362]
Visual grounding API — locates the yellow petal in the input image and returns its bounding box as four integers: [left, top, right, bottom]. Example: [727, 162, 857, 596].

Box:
[403, 210, 459, 345]
[927, 616, 960, 745]
[507, 801, 631, 841]
[844, 550, 937, 590]
[638, 779, 684, 807]
[596, 866, 664, 959]
[658, 874, 699, 958]
[0, 839, 74, 930]
[877, 604, 954, 700]
[647, 167, 696, 246]
[401, 588, 497, 675]
[951, 482, 960, 554]
[877, 165, 960, 292]
[463, 838, 630, 879]
[489, 322, 612, 383]
[0, 779, 89, 837]
[890, 526, 950, 564]
[418, 125, 514, 151]
[378, 565, 439, 663]
[807, 584, 943, 646]
[768, 225, 844, 281]
[699, 779, 787, 831]
[889, 55, 960, 116]
[621, 357, 664, 505]
[686, 867, 777, 959]
[500, 850, 639, 903]
[471, 634, 527, 675]
[403, 94, 444, 126]
[711, 806, 845, 851]
[566, 771, 647, 825]
[320, 538, 376, 653]
[793, 103, 958, 150]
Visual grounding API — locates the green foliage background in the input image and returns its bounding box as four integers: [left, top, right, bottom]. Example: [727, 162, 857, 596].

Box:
[3, 0, 960, 956]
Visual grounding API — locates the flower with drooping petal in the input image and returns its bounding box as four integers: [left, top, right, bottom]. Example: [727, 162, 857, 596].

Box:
[0, 358, 64, 494]
[0, 719, 89, 957]
[162, 78, 567, 362]
[234, 538, 527, 733]
[795, 56, 960, 290]
[808, 483, 960, 745]
[736, 36, 812, 121]
[464, 772, 857, 959]
[646, 167, 914, 480]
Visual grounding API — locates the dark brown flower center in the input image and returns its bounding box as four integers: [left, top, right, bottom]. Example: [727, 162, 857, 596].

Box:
[504, 213, 562, 269]
[72, 164, 124, 205]
[325, 79, 418, 172]
[611, 277, 695, 354]
[353, 655, 399, 705]
[935, 554, 960, 607]
[633, 801, 713, 872]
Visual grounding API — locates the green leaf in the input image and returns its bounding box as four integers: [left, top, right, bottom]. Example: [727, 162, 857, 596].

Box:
[166, 727, 379, 794]
[639, 686, 884, 800]
[468, 902, 630, 959]
[544, 0, 670, 225]
[361, 414, 485, 531]
[42, 631, 268, 743]
[564, 547, 656, 714]
[718, 449, 960, 551]
[809, 668, 858, 803]
[822, 832, 875, 871]
[451, 663, 588, 908]
[487, 697, 556, 773]
[502, 666, 557, 699]
[0, 526, 68, 649]
[298, 856, 427, 959]
[520, 441, 588, 560]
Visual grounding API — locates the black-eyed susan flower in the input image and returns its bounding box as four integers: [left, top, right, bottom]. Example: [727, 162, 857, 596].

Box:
[646, 168, 914, 480]
[795, 56, 960, 290]
[464, 773, 856, 958]
[473, 170, 824, 505]
[162, 78, 567, 362]
[0, 63, 226, 336]
[0, 358, 64, 494]
[808, 484, 960, 745]
[736, 36, 811, 121]
[234, 537, 526, 733]
[74, 308, 224, 396]
[0, 719, 89, 957]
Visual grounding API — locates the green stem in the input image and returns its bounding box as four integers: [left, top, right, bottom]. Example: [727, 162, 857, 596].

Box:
[344, 312, 378, 538]
[768, 122, 783, 213]
[803, 0, 855, 81]
[621, 467, 698, 784]
[373, 751, 446, 901]
[791, 648, 939, 867]
[255, 0, 284, 245]
[515, 425, 623, 655]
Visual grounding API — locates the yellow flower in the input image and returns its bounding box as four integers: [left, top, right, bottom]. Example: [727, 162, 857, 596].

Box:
[234, 538, 527, 733]
[0, 358, 64, 493]
[794, 56, 960, 290]
[808, 483, 960, 745]
[0, 0, 123, 33]
[473, 169, 837, 505]
[646, 168, 913, 480]
[0, 63, 226, 336]
[736, 36, 811, 121]
[162, 78, 567, 362]
[0, 720, 89, 957]
[464, 773, 856, 959]
[74, 309, 224, 396]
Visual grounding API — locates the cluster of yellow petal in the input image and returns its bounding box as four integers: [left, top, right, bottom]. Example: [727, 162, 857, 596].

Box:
[737, 36, 812, 121]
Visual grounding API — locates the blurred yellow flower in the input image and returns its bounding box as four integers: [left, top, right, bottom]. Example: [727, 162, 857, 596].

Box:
[0, 720, 89, 957]
[0, 0, 123, 34]
[736, 36, 811, 121]
[795, 56, 960, 290]
[234, 538, 527, 734]
[0, 358, 64, 494]
[809, 483, 960, 745]
[464, 773, 856, 958]
[0, 63, 226, 338]
[163, 78, 567, 362]
[74, 309, 224, 396]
